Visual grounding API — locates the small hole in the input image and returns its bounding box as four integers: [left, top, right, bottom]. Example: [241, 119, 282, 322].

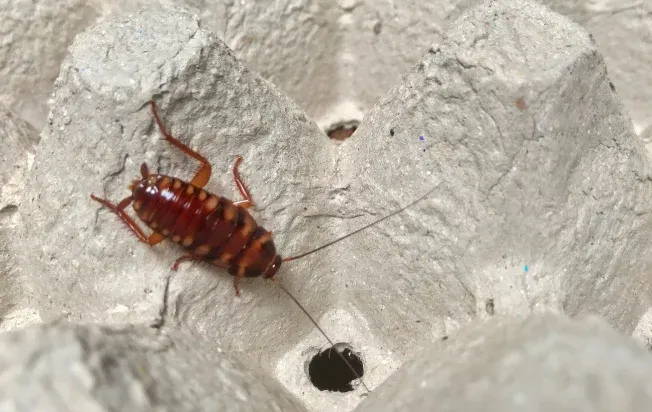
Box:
[326, 121, 359, 141]
[308, 345, 364, 393]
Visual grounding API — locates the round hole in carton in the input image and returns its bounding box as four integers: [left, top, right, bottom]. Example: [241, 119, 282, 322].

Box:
[307, 344, 364, 393]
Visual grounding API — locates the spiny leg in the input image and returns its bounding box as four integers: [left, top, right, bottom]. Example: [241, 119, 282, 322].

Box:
[90, 194, 165, 245]
[149, 100, 212, 188]
[233, 155, 254, 208]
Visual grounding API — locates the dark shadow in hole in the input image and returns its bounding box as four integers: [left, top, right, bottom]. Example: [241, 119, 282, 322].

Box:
[308, 345, 364, 393]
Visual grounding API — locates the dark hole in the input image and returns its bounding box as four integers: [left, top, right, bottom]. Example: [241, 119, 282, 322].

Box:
[308, 345, 364, 393]
[326, 122, 359, 141]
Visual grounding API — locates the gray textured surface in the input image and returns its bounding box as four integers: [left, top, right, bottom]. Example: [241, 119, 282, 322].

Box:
[330, 0, 652, 370]
[354, 313, 652, 412]
[16, 5, 343, 410]
[19, 5, 334, 328]
[0, 0, 99, 129]
[0, 322, 306, 412]
[0, 104, 40, 331]
[6, 0, 652, 411]
[538, 0, 652, 133]
[633, 306, 652, 350]
[1, 0, 651, 133]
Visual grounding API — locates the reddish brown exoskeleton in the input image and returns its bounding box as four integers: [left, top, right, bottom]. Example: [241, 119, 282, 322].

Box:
[91, 101, 285, 295]
[91, 100, 436, 394]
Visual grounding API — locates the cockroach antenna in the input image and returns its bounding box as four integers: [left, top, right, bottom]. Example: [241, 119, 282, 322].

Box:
[283, 184, 439, 262]
[276, 183, 440, 395]
[91, 99, 438, 397]
[270, 277, 371, 394]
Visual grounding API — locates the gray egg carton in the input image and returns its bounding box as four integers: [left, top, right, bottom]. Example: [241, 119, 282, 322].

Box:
[3, 0, 652, 411]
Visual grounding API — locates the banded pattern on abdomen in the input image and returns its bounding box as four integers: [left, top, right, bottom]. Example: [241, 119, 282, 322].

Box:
[131, 174, 278, 278]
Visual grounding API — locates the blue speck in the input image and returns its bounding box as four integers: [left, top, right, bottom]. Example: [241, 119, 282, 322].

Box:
[524, 265, 529, 273]
[419, 135, 425, 141]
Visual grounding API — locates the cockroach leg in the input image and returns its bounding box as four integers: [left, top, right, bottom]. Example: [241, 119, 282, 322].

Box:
[147, 232, 166, 245]
[233, 200, 252, 209]
[233, 155, 254, 206]
[171, 253, 199, 271]
[149, 100, 212, 188]
[90, 194, 164, 245]
[233, 278, 241, 296]
[172, 253, 241, 296]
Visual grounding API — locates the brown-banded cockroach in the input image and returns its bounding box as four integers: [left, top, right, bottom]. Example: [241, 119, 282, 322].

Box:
[90, 100, 437, 395]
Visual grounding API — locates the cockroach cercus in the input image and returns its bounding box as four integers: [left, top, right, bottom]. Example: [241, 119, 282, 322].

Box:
[90, 100, 437, 395]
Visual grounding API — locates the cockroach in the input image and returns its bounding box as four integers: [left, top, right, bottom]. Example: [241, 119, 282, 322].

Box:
[90, 100, 436, 395]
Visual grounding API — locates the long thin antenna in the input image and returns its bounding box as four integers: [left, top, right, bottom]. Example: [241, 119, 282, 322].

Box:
[284, 183, 439, 262]
[272, 183, 438, 394]
[270, 278, 371, 394]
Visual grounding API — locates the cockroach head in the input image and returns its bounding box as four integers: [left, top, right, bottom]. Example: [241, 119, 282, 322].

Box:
[129, 163, 154, 198]
[263, 255, 283, 279]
